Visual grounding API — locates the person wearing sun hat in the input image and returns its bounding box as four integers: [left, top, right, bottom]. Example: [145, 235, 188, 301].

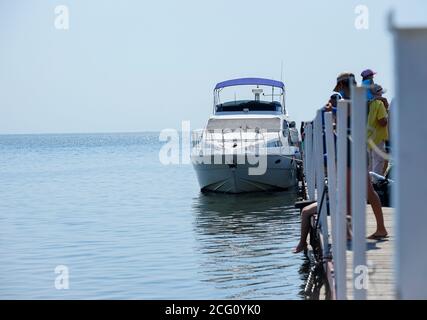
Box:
[367, 84, 389, 175]
[333, 72, 356, 99]
[361, 69, 377, 101]
[372, 83, 386, 97]
[372, 83, 389, 110]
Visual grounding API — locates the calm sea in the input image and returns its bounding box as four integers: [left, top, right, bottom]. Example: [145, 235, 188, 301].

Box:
[0, 132, 308, 299]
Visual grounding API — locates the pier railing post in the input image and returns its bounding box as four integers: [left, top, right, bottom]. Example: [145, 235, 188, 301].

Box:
[351, 86, 367, 300]
[305, 122, 315, 200]
[302, 122, 308, 187]
[393, 25, 427, 299]
[324, 111, 338, 284]
[314, 110, 329, 258]
[336, 100, 349, 300]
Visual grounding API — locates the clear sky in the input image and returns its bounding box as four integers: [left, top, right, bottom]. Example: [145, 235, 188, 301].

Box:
[1, 0, 426, 134]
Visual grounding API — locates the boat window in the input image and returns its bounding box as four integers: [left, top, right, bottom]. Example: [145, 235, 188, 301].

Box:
[215, 84, 284, 109]
[216, 100, 281, 112]
[267, 140, 283, 148]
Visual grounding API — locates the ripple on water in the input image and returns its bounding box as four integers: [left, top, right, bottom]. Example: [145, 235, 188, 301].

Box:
[0, 133, 309, 299]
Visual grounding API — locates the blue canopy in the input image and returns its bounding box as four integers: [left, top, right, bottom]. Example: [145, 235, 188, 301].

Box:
[214, 78, 284, 90]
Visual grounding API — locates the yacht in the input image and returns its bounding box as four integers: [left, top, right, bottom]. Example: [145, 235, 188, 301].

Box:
[191, 77, 301, 193]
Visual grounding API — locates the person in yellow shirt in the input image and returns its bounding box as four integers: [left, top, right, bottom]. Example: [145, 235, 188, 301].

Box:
[367, 84, 388, 175]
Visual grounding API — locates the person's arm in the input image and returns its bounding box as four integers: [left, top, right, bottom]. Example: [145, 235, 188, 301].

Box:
[377, 117, 388, 127]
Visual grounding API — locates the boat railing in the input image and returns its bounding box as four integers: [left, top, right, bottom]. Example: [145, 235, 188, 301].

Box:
[191, 128, 284, 153]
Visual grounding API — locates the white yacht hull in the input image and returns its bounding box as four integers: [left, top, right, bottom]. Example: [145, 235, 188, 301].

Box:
[191, 153, 298, 193]
[191, 77, 301, 193]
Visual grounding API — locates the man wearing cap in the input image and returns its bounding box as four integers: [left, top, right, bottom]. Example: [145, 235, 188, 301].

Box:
[361, 69, 376, 83]
[335, 73, 388, 240]
[367, 84, 388, 175]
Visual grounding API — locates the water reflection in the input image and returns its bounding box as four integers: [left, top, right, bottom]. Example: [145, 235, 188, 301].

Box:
[192, 191, 309, 299]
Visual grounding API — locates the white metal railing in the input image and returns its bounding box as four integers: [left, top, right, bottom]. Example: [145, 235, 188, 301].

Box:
[336, 100, 350, 300]
[301, 19, 427, 302]
[351, 86, 368, 300]
[304, 122, 315, 200]
[191, 129, 293, 155]
[393, 24, 427, 299]
[313, 110, 329, 258]
[324, 111, 338, 294]
[302, 86, 369, 300]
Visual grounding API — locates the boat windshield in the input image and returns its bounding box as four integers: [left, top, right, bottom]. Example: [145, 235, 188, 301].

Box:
[216, 100, 281, 112]
[215, 84, 284, 113]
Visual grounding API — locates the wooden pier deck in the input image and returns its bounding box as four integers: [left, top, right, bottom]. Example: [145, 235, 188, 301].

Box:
[325, 206, 395, 299]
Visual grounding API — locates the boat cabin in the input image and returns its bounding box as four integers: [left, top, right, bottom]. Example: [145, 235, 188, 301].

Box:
[213, 78, 286, 115]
